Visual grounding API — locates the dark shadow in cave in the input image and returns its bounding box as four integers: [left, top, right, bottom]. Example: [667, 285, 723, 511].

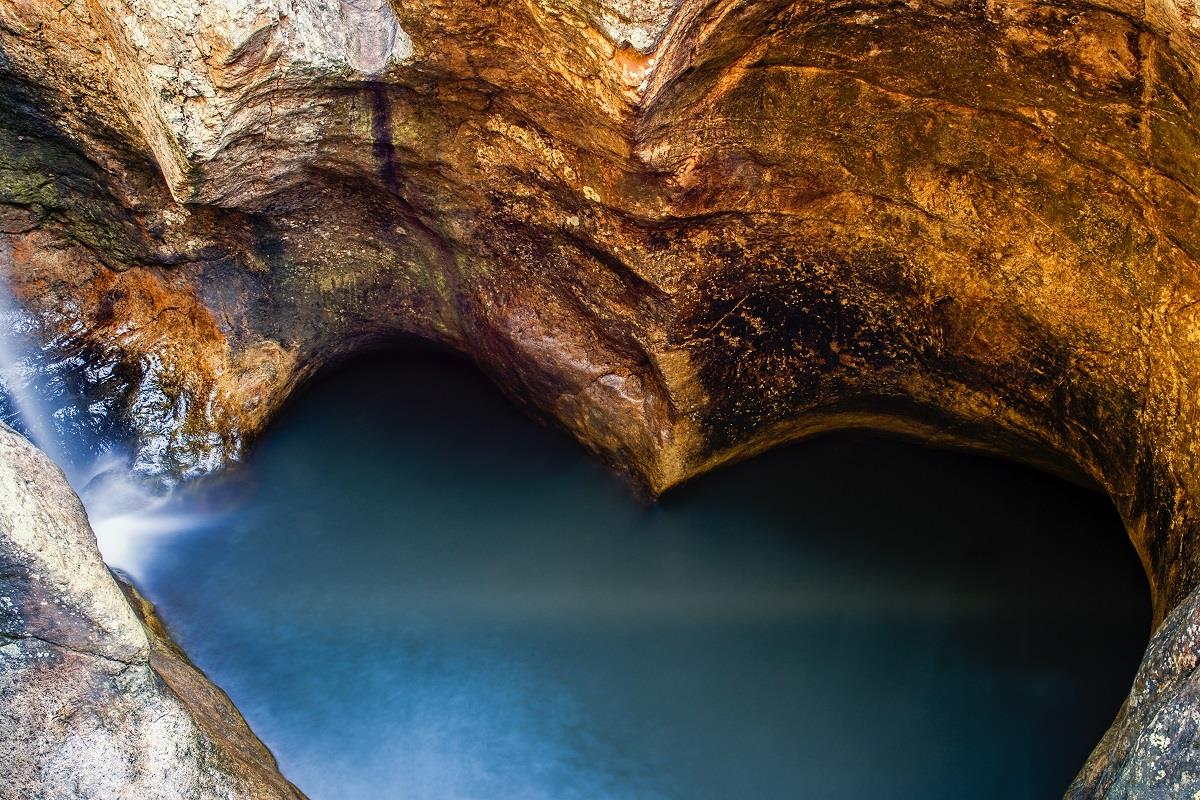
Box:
[117, 343, 1149, 800]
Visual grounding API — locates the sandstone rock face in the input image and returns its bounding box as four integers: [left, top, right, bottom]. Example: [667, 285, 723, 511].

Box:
[2, 0, 1200, 794]
[0, 423, 302, 800]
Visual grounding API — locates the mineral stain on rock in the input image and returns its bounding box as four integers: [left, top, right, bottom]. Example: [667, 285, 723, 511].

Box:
[369, 82, 401, 196]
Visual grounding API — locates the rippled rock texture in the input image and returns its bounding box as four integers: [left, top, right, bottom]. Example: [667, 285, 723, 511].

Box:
[0, 424, 302, 799]
[2, 0, 1200, 794]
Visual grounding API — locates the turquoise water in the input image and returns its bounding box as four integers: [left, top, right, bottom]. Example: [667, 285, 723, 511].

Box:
[113, 349, 1147, 800]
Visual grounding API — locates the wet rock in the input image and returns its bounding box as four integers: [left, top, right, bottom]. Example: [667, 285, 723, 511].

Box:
[0, 423, 302, 800]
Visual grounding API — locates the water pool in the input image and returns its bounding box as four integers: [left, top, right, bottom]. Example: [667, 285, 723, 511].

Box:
[100, 349, 1148, 800]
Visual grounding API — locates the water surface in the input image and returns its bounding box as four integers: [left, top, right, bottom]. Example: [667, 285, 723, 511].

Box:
[110, 349, 1148, 800]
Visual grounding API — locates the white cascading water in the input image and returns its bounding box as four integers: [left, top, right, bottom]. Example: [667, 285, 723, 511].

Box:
[0, 265, 71, 474]
[0, 241, 204, 576]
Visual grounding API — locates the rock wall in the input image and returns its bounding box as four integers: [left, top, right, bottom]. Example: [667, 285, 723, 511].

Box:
[3, 0, 1200, 794]
[0, 423, 302, 799]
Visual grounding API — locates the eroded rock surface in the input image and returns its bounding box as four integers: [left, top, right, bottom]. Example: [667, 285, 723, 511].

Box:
[1070, 580, 1200, 799]
[2, 0, 1200, 794]
[0, 423, 302, 800]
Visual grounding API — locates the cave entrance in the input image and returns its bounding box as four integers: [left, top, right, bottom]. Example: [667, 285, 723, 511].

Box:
[111, 345, 1149, 800]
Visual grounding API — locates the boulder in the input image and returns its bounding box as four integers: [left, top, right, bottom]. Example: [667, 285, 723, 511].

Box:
[0, 423, 302, 800]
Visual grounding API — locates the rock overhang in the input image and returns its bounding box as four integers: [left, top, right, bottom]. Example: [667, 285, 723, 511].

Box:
[4, 0, 1200, 794]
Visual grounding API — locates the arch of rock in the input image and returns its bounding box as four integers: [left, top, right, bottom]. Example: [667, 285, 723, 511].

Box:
[2, 0, 1200, 794]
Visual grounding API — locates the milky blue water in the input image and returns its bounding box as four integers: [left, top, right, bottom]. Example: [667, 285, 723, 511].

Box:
[108, 350, 1147, 800]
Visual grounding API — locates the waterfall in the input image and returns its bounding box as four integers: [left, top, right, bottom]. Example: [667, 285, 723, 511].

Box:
[0, 241, 209, 576]
[0, 314, 68, 463]
[0, 241, 77, 478]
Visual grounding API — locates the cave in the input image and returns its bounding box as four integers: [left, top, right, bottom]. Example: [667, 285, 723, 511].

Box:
[3, 0, 1200, 796]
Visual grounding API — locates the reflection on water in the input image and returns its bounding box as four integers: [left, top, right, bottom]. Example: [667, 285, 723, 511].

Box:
[111, 350, 1147, 800]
